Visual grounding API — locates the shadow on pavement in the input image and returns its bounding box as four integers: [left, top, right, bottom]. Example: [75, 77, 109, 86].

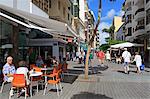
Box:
[73, 65, 109, 71]
[117, 70, 125, 74]
[62, 75, 78, 84]
[68, 69, 84, 75]
[70, 92, 113, 99]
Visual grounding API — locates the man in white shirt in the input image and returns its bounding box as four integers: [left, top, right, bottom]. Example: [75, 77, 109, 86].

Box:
[122, 48, 131, 74]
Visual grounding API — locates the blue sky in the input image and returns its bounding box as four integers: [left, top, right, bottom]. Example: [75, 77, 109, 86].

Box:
[87, 0, 125, 44]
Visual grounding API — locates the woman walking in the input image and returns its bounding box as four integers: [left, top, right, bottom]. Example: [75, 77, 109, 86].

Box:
[132, 52, 142, 74]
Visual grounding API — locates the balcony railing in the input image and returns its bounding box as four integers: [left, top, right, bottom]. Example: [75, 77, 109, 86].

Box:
[146, 15, 150, 25]
[135, 8, 144, 15]
[135, 26, 145, 31]
[146, 0, 150, 4]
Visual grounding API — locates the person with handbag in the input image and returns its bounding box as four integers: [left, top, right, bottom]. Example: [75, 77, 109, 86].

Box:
[132, 52, 142, 74]
[122, 48, 131, 74]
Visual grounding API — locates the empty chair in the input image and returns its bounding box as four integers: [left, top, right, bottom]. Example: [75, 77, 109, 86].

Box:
[43, 71, 62, 96]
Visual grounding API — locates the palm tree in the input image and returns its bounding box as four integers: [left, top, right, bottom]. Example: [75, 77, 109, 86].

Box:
[102, 25, 115, 40]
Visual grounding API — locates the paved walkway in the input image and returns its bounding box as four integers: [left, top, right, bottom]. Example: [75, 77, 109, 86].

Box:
[0, 57, 150, 99]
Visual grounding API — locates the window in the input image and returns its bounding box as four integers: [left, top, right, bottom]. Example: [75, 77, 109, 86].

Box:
[68, 13, 70, 21]
[126, 14, 132, 23]
[63, 7, 66, 18]
[58, 1, 60, 10]
[74, 5, 79, 17]
[127, 27, 132, 36]
[146, 8, 150, 25]
[49, 0, 51, 8]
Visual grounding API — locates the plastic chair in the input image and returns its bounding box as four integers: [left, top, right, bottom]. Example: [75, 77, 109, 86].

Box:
[43, 72, 62, 96]
[9, 74, 27, 99]
[30, 64, 36, 70]
[0, 74, 12, 93]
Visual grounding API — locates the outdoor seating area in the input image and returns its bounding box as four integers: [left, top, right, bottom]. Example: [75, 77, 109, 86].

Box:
[0, 62, 69, 99]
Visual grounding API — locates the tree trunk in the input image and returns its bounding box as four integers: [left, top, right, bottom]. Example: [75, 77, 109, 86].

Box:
[84, 17, 101, 79]
[84, 45, 91, 79]
[12, 25, 19, 67]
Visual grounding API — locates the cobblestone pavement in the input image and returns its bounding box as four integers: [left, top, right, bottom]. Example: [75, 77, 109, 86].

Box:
[0, 57, 150, 99]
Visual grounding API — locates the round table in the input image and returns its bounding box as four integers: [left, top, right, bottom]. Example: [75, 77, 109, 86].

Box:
[29, 72, 43, 97]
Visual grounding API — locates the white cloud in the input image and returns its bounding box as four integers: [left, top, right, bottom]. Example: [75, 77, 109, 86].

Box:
[98, 22, 111, 30]
[101, 9, 125, 21]
[101, 9, 116, 21]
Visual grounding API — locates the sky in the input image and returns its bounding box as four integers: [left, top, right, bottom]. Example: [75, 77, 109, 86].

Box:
[87, 0, 125, 45]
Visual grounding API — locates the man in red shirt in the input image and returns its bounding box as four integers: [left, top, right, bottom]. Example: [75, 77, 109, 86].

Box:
[97, 50, 105, 66]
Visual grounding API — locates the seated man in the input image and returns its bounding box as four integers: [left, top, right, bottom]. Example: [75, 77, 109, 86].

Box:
[2, 56, 16, 82]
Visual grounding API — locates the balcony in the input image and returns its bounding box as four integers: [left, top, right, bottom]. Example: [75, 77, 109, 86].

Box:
[135, 25, 145, 31]
[146, 0, 150, 10]
[125, 36, 134, 42]
[134, 8, 145, 21]
[135, 8, 144, 15]
[146, 0, 150, 4]
[134, 26, 145, 37]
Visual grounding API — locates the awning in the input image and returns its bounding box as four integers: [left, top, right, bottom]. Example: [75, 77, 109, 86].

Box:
[110, 42, 144, 48]
[0, 4, 78, 37]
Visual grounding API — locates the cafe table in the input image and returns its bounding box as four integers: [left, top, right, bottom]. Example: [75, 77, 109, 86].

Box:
[29, 71, 43, 97]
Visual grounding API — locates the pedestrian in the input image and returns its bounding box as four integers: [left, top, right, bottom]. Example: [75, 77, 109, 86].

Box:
[79, 51, 82, 64]
[2, 56, 16, 83]
[122, 48, 131, 74]
[97, 50, 105, 67]
[105, 51, 111, 61]
[116, 48, 122, 64]
[75, 50, 80, 62]
[132, 52, 142, 74]
[89, 50, 95, 73]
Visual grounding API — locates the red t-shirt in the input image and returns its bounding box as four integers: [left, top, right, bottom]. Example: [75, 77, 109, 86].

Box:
[98, 51, 105, 59]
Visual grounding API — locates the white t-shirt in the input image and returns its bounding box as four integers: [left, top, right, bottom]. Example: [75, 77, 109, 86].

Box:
[133, 55, 142, 67]
[16, 67, 30, 85]
[122, 51, 131, 62]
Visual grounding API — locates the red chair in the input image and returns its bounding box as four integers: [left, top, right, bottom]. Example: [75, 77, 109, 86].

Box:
[9, 74, 27, 99]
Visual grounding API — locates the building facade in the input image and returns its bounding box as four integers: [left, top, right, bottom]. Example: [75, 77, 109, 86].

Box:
[123, 0, 150, 64]
[0, 0, 78, 63]
[113, 16, 124, 40]
[116, 23, 125, 41]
